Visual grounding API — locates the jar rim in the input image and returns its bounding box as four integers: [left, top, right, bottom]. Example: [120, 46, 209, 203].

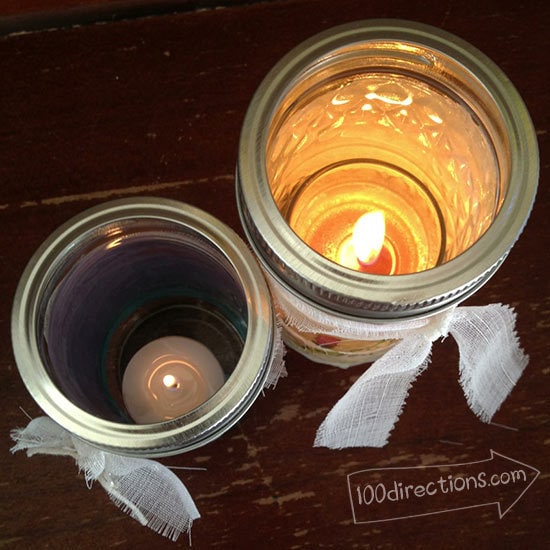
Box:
[11, 197, 276, 456]
[237, 19, 539, 319]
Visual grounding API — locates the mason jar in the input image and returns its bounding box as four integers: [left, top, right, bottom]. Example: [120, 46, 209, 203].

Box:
[12, 198, 279, 456]
[236, 19, 538, 367]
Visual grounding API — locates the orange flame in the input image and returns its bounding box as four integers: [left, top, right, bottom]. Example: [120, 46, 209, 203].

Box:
[352, 211, 385, 265]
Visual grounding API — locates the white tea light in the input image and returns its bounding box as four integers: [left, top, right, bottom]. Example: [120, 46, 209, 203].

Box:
[122, 336, 225, 424]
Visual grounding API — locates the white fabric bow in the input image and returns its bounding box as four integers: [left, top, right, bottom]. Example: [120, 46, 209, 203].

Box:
[10, 416, 200, 541]
[314, 304, 528, 448]
[266, 275, 528, 449]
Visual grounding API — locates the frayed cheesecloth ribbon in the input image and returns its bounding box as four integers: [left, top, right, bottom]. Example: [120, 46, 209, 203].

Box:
[268, 274, 528, 449]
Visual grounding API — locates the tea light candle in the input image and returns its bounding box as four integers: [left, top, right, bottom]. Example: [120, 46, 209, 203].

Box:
[122, 336, 225, 424]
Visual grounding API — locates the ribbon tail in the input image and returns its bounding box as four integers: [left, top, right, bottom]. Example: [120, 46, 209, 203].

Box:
[10, 416, 77, 459]
[100, 455, 200, 542]
[314, 336, 433, 449]
[11, 417, 200, 542]
[450, 304, 528, 422]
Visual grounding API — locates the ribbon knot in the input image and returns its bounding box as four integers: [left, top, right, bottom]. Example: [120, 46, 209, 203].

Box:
[313, 304, 528, 448]
[267, 275, 528, 448]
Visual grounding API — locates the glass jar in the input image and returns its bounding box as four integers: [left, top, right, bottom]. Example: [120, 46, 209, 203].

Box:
[12, 198, 278, 456]
[237, 20, 538, 367]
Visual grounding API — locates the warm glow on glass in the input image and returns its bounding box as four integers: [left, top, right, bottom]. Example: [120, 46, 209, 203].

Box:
[283, 160, 441, 274]
[268, 70, 500, 275]
[352, 211, 385, 265]
[105, 237, 123, 249]
[235, 25, 528, 368]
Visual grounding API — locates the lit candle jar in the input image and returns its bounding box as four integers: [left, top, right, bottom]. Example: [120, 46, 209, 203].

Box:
[12, 198, 278, 456]
[237, 20, 538, 366]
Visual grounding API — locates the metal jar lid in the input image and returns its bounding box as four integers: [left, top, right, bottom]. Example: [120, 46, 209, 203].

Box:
[12, 197, 277, 457]
[237, 19, 538, 320]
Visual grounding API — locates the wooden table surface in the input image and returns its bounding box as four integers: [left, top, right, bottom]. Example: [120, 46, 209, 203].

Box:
[1, 1, 548, 548]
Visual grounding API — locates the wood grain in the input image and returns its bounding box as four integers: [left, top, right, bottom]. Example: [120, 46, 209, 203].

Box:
[1, 1, 548, 548]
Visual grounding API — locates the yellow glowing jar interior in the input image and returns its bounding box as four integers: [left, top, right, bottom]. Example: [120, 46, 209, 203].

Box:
[266, 44, 502, 275]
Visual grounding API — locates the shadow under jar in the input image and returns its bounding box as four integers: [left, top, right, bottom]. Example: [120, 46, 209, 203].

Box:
[237, 19, 538, 367]
[12, 198, 277, 456]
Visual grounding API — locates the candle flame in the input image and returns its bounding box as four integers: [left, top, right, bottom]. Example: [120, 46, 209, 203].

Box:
[352, 211, 385, 265]
[162, 374, 179, 389]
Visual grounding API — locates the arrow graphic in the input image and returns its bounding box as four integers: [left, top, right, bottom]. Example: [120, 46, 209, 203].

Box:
[347, 450, 540, 524]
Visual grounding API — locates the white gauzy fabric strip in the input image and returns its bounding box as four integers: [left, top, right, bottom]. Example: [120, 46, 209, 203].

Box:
[263, 317, 288, 390]
[450, 305, 529, 422]
[265, 277, 528, 448]
[313, 304, 528, 448]
[268, 273, 438, 340]
[314, 334, 434, 448]
[10, 417, 200, 542]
